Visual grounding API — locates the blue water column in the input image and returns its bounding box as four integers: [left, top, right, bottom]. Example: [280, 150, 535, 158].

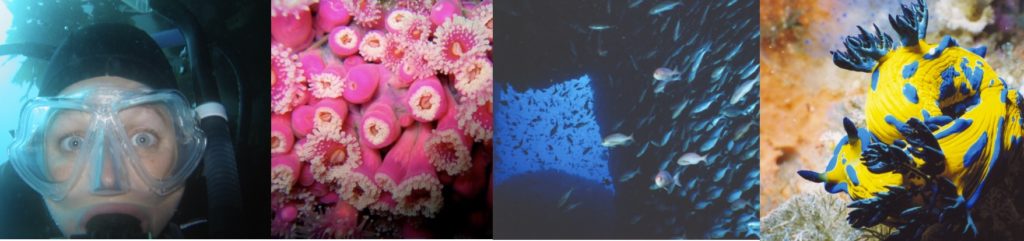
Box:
[494, 74, 613, 192]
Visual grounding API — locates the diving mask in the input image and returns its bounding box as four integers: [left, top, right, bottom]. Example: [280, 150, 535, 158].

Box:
[9, 88, 206, 201]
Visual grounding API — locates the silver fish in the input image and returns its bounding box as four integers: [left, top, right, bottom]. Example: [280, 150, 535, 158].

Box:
[673, 20, 681, 42]
[653, 67, 681, 82]
[700, 128, 722, 152]
[740, 61, 758, 79]
[713, 168, 727, 182]
[671, 99, 690, 119]
[722, 105, 746, 117]
[710, 66, 726, 82]
[619, 167, 642, 183]
[588, 24, 612, 31]
[635, 142, 650, 157]
[730, 77, 758, 104]
[653, 81, 667, 94]
[659, 157, 673, 171]
[709, 227, 729, 238]
[686, 177, 699, 189]
[745, 221, 761, 238]
[629, 0, 644, 8]
[707, 186, 723, 199]
[602, 133, 634, 147]
[742, 148, 758, 160]
[734, 121, 754, 140]
[652, 130, 673, 147]
[724, 41, 743, 60]
[676, 152, 707, 166]
[648, 1, 681, 15]
[558, 187, 574, 208]
[741, 178, 757, 191]
[690, 94, 718, 114]
[654, 170, 681, 192]
[687, 43, 711, 83]
[695, 200, 711, 209]
[727, 189, 743, 202]
[563, 202, 582, 212]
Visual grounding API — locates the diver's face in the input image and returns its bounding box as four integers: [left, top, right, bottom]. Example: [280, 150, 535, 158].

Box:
[43, 76, 184, 237]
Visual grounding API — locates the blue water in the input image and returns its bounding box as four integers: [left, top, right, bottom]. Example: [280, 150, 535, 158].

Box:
[494, 74, 612, 192]
[0, 59, 35, 164]
[494, 74, 619, 238]
[0, 2, 33, 164]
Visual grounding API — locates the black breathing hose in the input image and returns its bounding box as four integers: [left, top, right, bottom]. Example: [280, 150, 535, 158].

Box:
[151, 0, 242, 237]
[198, 115, 240, 236]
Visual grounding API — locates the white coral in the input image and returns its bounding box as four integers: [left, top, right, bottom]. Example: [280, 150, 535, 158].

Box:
[931, 0, 994, 34]
[761, 192, 865, 241]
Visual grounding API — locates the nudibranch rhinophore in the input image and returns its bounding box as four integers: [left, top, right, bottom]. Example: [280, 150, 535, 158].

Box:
[797, 0, 1024, 240]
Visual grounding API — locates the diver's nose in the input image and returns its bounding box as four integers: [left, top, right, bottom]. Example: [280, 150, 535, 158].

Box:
[99, 157, 118, 187]
[90, 134, 127, 196]
[91, 154, 126, 195]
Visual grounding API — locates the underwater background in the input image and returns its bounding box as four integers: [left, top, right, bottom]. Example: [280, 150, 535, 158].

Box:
[494, 0, 759, 239]
[0, 1, 34, 163]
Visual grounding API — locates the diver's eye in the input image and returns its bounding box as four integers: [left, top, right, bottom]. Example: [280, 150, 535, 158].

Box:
[59, 135, 84, 152]
[132, 131, 158, 147]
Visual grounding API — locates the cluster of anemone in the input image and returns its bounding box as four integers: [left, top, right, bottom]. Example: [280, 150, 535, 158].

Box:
[270, 0, 493, 238]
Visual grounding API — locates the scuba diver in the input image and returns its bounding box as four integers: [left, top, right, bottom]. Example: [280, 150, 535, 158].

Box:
[0, 0, 258, 237]
[0, 22, 210, 238]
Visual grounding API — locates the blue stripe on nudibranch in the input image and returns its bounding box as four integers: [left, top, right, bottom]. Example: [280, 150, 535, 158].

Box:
[885, 115, 902, 128]
[969, 46, 987, 57]
[924, 35, 959, 59]
[967, 117, 1004, 208]
[903, 83, 919, 104]
[903, 61, 919, 79]
[963, 132, 988, 167]
[826, 137, 847, 172]
[856, 128, 873, 151]
[939, 66, 960, 100]
[1002, 86, 1008, 104]
[846, 165, 860, 186]
[960, 82, 970, 95]
[935, 119, 973, 139]
[872, 67, 880, 91]
[826, 182, 849, 194]
[962, 58, 984, 91]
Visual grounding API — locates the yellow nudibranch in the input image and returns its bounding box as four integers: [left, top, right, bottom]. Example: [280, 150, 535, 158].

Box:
[799, 0, 1024, 211]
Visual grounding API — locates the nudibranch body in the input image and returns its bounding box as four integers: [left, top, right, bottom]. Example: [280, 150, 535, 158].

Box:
[808, 0, 1024, 204]
[799, 0, 1024, 239]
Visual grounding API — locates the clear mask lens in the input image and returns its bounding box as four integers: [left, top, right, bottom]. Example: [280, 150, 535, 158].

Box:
[9, 89, 205, 200]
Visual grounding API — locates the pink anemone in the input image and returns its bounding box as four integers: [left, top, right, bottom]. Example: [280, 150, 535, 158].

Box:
[296, 128, 362, 184]
[271, 115, 295, 155]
